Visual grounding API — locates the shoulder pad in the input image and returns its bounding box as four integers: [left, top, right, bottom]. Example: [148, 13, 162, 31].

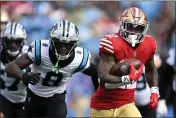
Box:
[74, 47, 91, 73]
[99, 34, 115, 55]
[105, 34, 118, 39]
[21, 45, 29, 54]
[145, 35, 157, 56]
[75, 47, 84, 54]
[41, 40, 50, 48]
[27, 40, 42, 66]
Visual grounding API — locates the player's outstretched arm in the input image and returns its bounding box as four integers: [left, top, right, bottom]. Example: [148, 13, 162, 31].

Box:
[5, 54, 33, 79]
[5, 54, 39, 86]
[82, 63, 99, 91]
[98, 52, 123, 84]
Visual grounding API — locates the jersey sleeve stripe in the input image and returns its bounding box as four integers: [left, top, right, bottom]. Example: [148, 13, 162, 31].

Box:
[101, 38, 112, 44]
[101, 47, 114, 53]
[74, 48, 89, 73]
[99, 42, 114, 54]
[35, 40, 41, 66]
[100, 42, 113, 49]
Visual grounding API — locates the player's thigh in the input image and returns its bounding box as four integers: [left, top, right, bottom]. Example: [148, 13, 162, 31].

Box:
[46, 92, 67, 117]
[25, 88, 45, 117]
[118, 103, 142, 117]
[89, 108, 115, 117]
[137, 105, 156, 118]
[0, 94, 13, 117]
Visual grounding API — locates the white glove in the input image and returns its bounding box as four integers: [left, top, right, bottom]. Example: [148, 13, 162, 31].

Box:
[156, 99, 168, 116]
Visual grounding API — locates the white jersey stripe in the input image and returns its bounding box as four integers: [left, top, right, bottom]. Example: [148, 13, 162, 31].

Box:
[100, 38, 112, 44]
[100, 46, 114, 54]
[100, 42, 113, 49]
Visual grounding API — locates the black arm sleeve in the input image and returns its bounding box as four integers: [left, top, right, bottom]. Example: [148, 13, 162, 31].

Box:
[82, 63, 99, 91]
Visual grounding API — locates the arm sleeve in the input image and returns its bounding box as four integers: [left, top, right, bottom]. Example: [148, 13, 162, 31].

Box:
[74, 48, 91, 73]
[80, 50, 91, 71]
[21, 45, 29, 54]
[83, 51, 91, 71]
[27, 41, 36, 63]
[27, 40, 41, 66]
[99, 36, 114, 56]
[82, 63, 99, 91]
[150, 36, 157, 57]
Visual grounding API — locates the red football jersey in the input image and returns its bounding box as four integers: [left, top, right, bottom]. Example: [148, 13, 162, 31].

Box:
[91, 33, 157, 109]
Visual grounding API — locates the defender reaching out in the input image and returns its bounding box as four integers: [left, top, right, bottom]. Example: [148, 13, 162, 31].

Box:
[5, 20, 98, 117]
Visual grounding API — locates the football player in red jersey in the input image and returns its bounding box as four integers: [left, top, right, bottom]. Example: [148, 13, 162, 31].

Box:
[89, 7, 160, 117]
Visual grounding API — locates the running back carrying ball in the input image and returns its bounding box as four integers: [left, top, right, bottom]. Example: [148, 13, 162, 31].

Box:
[110, 58, 142, 76]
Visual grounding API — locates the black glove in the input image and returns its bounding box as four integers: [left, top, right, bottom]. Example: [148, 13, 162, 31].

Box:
[22, 72, 40, 86]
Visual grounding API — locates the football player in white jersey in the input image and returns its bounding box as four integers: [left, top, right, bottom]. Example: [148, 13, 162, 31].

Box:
[135, 71, 156, 118]
[0, 22, 29, 117]
[0, 10, 9, 53]
[135, 54, 162, 118]
[5, 20, 98, 117]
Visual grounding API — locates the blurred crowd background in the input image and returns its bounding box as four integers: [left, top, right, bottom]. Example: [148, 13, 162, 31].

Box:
[0, 1, 175, 117]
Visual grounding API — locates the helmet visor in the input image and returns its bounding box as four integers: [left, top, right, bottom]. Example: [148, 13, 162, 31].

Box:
[3, 37, 23, 52]
[122, 22, 147, 34]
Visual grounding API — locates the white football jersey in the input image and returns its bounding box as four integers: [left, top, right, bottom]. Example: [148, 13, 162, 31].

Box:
[134, 71, 150, 106]
[27, 40, 91, 98]
[0, 45, 28, 103]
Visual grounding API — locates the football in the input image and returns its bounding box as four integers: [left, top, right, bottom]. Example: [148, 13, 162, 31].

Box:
[110, 58, 142, 76]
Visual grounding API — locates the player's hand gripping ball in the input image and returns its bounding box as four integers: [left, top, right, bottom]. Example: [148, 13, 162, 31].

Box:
[110, 58, 143, 76]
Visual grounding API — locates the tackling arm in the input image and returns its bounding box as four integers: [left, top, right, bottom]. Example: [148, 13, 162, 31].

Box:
[82, 63, 99, 91]
[5, 54, 33, 80]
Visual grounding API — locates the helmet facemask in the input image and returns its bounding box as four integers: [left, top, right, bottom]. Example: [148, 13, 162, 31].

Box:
[2, 37, 24, 57]
[50, 37, 78, 60]
[120, 21, 148, 47]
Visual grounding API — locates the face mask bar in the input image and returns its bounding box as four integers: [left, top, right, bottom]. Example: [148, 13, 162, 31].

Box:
[121, 22, 148, 35]
[120, 21, 148, 47]
[51, 38, 78, 60]
[50, 39, 77, 74]
[2, 37, 24, 57]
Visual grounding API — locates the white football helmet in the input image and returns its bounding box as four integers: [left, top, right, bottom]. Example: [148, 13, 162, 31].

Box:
[1, 22, 27, 57]
[50, 20, 79, 60]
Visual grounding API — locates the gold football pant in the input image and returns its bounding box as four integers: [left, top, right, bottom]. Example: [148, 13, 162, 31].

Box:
[89, 103, 142, 117]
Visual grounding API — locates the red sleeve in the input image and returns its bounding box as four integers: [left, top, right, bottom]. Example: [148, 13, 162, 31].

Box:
[99, 36, 114, 56]
[150, 36, 157, 58]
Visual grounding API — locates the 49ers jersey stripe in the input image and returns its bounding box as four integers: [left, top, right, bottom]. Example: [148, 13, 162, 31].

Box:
[99, 37, 114, 54]
[100, 42, 113, 49]
[100, 38, 112, 44]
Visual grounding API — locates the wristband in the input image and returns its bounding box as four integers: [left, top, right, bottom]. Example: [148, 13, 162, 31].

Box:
[151, 86, 160, 98]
